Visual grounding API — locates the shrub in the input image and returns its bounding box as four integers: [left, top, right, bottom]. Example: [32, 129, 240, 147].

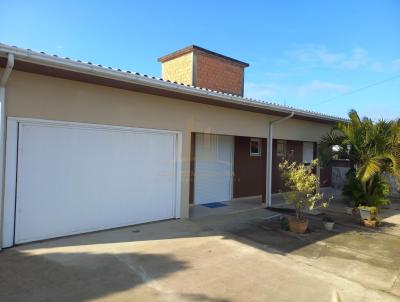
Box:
[279, 159, 331, 221]
[342, 171, 391, 207]
[320, 109, 399, 207]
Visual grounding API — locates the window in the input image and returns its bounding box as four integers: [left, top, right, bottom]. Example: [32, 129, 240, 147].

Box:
[276, 140, 286, 157]
[250, 138, 261, 156]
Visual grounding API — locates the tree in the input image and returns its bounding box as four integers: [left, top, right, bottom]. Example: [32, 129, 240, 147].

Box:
[320, 109, 400, 206]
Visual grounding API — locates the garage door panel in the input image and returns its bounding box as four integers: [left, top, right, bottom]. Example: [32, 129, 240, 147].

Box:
[15, 122, 178, 244]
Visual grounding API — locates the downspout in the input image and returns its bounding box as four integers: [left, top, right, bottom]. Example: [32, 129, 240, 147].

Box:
[266, 111, 294, 207]
[0, 53, 15, 250]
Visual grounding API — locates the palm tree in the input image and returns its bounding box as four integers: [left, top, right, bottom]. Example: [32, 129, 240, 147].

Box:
[320, 109, 400, 206]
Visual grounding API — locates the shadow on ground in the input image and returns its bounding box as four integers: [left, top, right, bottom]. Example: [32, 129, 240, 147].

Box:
[0, 250, 182, 302]
[0, 249, 230, 302]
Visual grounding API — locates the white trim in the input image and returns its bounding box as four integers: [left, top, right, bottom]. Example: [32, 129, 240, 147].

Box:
[230, 137, 235, 200]
[4, 117, 183, 245]
[2, 119, 18, 248]
[250, 138, 262, 157]
[0, 53, 15, 250]
[276, 140, 287, 157]
[7, 117, 180, 136]
[174, 131, 183, 218]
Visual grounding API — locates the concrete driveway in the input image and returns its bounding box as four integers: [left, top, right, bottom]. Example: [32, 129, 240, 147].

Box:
[1, 204, 400, 302]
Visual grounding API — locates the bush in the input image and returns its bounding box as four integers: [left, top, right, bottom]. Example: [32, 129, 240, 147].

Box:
[279, 159, 331, 221]
[342, 171, 391, 207]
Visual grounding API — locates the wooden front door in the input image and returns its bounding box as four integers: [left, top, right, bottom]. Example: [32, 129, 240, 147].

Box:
[233, 136, 267, 202]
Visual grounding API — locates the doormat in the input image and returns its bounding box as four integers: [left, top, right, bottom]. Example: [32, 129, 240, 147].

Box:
[201, 202, 227, 208]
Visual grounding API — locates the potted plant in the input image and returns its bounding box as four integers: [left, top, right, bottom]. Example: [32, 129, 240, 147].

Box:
[279, 159, 332, 234]
[322, 215, 335, 231]
[357, 206, 381, 227]
[358, 206, 377, 220]
[363, 218, 379, 228]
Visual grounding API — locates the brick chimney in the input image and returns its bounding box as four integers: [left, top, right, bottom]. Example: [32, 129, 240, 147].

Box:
[158, 45, 249, 96]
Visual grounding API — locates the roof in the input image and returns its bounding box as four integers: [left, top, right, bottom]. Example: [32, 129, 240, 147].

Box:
[158, 45, 250, 68]
[0, 43, 347, 124]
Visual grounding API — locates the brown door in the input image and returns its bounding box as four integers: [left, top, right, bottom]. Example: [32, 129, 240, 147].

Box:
[272, 139, 303, 193]
[233, 136, 266, 202]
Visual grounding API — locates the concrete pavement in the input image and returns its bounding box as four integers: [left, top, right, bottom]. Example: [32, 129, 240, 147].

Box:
[1, 205, 400, 302]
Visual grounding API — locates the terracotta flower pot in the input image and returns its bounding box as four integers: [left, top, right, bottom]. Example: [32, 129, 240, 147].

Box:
[363, 219, 377, 228]
[288, 216, 309, 234]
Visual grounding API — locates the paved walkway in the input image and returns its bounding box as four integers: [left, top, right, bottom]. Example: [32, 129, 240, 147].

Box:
[0, 199, 399, 301]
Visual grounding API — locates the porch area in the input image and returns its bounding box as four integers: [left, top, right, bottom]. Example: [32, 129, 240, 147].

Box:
[189, 132, 319, 216]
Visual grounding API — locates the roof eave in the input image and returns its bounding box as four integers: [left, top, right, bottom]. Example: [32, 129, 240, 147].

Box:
[0, 44, 347, 125]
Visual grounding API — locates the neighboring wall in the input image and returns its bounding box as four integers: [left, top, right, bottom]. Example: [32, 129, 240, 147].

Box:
[387, 175, 400, 198]
[330, 160, 351, 189]
[5, 70, 334, 217]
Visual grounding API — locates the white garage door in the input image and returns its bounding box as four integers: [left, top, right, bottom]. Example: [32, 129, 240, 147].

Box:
[13, 120, 180, 244]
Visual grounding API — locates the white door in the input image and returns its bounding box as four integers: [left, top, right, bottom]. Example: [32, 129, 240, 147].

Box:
[13, 120, 180, 244]
[194, 133, 234, 204]
[303, 142, 314, 164]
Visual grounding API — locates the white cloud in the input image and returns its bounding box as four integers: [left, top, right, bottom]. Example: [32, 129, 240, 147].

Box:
[263, 71, 290, 79]
[371, 62, 384, 72]
[297, 80, 349, 97]
[391, 59, 400, 71]
[340, 48, 369, 70]
[286, 45, 374, 71]
[286, 45, 343, 65]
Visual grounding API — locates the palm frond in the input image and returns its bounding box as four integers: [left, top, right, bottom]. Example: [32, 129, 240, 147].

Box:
[357, 158, 382, 182]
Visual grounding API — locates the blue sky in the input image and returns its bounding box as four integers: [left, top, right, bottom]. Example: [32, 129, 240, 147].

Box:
[1, 0, 399, 120]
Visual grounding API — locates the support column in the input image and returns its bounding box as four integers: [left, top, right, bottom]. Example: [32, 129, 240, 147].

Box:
[266, 112, 294, 208]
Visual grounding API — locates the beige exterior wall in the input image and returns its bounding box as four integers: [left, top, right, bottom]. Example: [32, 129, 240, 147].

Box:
[5, 70, 333, 218]
[161, 52, 193, 85]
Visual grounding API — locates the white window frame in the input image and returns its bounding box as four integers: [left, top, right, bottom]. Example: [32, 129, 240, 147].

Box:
[276, 140, 287, 157]
[249, 138, 261, 156]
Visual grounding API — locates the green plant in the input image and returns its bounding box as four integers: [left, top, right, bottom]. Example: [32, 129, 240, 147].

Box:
[358, 206, 378, 216]
[279, 159, 331, 221]
[342, 171, 390, 207]
[320, 109, 399, 206]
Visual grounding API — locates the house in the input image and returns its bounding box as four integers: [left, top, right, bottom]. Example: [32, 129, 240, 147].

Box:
[0, 43, 345, 249]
